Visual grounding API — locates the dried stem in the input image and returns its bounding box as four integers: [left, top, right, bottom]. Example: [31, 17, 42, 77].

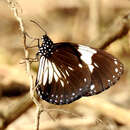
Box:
[35, 106, 43, 130]
[79, 97, 130, 126]
[90, 12, 130, 49]
[6, 0, 42, 130]
[0, 93, 33, 130]
[36, 118, 96, 129]
[6, 0, 24, 33]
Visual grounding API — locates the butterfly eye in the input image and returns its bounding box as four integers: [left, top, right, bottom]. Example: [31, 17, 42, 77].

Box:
[35, 35, 124, 105]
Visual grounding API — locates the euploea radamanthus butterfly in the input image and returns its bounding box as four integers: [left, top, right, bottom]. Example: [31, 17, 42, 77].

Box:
[32, 21, 124, 105]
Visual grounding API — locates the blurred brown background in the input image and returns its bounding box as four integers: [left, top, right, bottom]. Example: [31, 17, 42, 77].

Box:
[0, 0, 130, 130]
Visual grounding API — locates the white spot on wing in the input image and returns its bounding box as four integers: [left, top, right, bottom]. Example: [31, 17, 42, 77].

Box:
[90, 84, 95, 90]
[37, 88, 41, 95]
[114, 60, 118, 65]
[60, 99, 63, 103]
[51, 94, 54, 97]
[61, 71, 67, 79]
[54, 72, 58, 82]
[68, 66, 73, 71]
[113, 75, 115, 78]
[37, 56, 45, 83]
[72, 93, 75, 96]
[108, 80, 110, 83]
[43, 59, 48, 86]
[60, 80, 64, 87]
[78, 64, 82, 68]
[67, 81, 69, 84]
[60, 94, 63, 97]
[115, 68, 118, 73]
[40, 95, 42, 99]
[48, 60, 53, 84]
[65, 70, 69, 76]
[94, 62, 99, 68]
[52, 62, 61, 78]
[49, 99, 52, 102]
[79, 45, 97, 54]
[88, 65, 94, 73]
[84, 78, 87, 82]
[78, 45, 97, 72]
[79, 88, 82, 91]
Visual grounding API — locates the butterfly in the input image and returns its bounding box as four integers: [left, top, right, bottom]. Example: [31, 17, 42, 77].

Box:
[34, 33, 124, 105]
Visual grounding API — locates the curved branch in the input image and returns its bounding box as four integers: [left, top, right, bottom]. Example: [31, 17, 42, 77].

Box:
[90, 13, 130, 49]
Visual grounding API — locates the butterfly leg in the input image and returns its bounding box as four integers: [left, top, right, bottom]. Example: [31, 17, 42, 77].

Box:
[27, 57, 38, 62]
[24, 32, 41, 48]
[27, 49, 42, 63]
[21, 48, 42, 64]
[20, 57, 39, 64]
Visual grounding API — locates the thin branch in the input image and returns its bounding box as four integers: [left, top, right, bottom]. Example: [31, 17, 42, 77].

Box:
[0, 93, 33, 129]
[35, 118, 96, 129]
[90, 12, 130, 49]
[6, 0, 24, 33]
[79, 97, 130, 125]
[6, 1, 42, 130]
[35, 106, 43, 130]
[44, 108, 81, 118]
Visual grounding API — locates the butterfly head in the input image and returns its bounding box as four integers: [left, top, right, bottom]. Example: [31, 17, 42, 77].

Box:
[38, 35, 54, 57]
[41, 35, 53, 45]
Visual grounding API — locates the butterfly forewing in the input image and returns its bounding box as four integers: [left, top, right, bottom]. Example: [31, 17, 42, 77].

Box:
[36, 43, 91, 105]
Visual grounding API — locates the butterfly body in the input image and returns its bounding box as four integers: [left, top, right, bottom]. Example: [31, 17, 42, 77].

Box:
[37, 35, 54, 58]
[36, 35, 124, 105]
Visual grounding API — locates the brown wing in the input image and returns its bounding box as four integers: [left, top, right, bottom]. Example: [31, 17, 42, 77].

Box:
[36, 43, 91, 105]
[82, 49, 124, 96]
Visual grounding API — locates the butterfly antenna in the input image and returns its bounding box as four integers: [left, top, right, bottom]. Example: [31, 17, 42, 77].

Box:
[30, 20, 47, 35]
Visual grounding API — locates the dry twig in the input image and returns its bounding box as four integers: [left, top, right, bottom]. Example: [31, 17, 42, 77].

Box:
[0, 93, 33, 130]
[90, 13, 130, 49]
[79, 97, 130, 126]
[5, 0, 43, 130]
[37, 117, 96, 129]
